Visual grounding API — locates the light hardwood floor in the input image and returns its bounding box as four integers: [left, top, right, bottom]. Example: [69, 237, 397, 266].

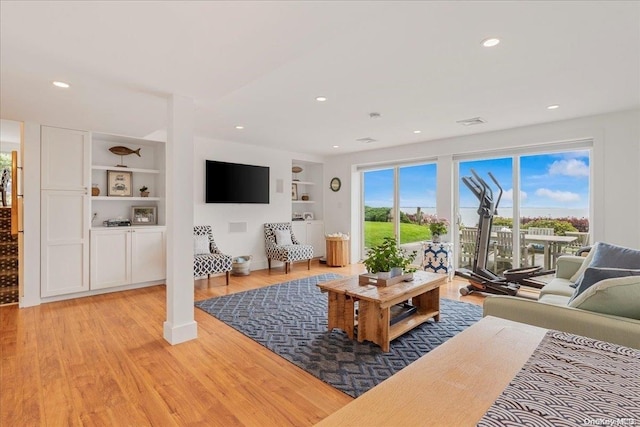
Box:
[1, 261, 485, 426]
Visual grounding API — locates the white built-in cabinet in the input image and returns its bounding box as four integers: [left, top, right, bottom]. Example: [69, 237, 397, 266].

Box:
[40, 125, 166, 299]
[40, 126, 91, 297]
[90, 227, 165, 289]
[292, 220, 325, 258]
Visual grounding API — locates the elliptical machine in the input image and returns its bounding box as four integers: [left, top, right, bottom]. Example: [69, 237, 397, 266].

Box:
[455, 169, 554, 296]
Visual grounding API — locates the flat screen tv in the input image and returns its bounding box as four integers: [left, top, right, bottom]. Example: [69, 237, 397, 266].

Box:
[205, 160, 270, 204]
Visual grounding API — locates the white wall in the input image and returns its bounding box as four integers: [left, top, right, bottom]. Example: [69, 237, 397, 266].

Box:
[194, 136, 323, 270]
[323, 109, 640, 262]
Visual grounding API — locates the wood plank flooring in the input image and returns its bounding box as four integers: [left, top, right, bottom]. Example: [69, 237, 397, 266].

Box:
[1, 261, 486, 426]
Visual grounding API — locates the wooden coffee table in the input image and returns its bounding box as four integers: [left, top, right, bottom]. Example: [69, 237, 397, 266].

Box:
[317, 271, 447, 351]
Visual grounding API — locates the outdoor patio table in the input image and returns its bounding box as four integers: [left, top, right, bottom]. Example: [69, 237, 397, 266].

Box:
[523, 234, 576, 270]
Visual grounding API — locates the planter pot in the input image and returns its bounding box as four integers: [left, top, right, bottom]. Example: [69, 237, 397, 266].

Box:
[432, 233, 441, 243]
[140, 191, 150, 197]
[390, 267, 403, 278]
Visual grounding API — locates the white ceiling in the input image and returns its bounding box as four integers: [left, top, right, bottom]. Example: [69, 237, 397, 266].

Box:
[1, 1, 639, 156]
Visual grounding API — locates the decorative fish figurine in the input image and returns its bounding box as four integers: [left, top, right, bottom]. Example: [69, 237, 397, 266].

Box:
[109, 146, 141, 157]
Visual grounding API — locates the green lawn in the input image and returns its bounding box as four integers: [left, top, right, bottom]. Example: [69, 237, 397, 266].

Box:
[364, 221, 432, 248]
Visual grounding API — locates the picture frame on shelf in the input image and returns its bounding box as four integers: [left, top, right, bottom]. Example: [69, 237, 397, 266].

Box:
[303, 212, 314, 220]
[131, 206, 157, 225]
[292, 212, 304, 221]
[292, 183, 298, 200]
[107, 170, 132, 197]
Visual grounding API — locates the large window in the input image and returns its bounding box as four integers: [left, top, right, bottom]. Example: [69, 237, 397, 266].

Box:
[362, 162, 437, 262]
[456, 147, 591, 272]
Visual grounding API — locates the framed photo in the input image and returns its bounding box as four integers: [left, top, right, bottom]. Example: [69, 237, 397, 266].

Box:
[107, 170, 132, 197]
[292, 212, 303, 221]
[292, 183, 298, 200]
[131, 206, 157, 225]
[303, 211, 314, 220]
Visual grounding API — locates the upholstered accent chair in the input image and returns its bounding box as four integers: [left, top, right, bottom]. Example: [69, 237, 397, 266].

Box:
[193, 225, 232, 285]
[264, 222, 313, 273]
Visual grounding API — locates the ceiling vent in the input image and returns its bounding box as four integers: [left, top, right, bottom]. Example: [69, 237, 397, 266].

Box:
[456, 117, 487, 126]
[357, 137, 377, 144]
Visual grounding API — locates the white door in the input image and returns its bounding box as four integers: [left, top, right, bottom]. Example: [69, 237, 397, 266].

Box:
[90, 229, 131, 289]
[307, 221, 326, 257]
[131, 228, 165, 283]
[41, 126, 90, 191]
[41, 191, 90, 296]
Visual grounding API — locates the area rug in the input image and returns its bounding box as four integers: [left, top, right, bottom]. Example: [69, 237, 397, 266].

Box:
[195, 273, 483, 397]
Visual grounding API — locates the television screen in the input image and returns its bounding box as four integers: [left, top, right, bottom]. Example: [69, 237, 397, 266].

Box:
[205, 160, 270, 204]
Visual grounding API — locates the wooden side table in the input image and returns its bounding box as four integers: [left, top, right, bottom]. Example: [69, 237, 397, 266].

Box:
[326, 236, 349, 267]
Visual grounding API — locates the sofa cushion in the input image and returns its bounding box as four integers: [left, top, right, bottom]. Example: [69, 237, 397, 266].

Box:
[194, 235, 210, 255]
[570, 267, 640, 302]
[539, 278, 576, 298]
[538, 293, 572, 306]
[568, 276, 640, 320]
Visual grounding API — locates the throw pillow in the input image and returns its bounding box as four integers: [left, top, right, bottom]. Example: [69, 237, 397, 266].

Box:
[568, 275, 640, 320]
[194, 235, 211, 255]
[571, 242, 640, 289]
[569, 242, 598, 283]
[569, 267, 640, 303]
[274, 229, 293, 246]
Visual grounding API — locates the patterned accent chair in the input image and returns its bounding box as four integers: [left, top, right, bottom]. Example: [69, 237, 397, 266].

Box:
[193, 226, 232, 285]
[264, 222, 313, 273]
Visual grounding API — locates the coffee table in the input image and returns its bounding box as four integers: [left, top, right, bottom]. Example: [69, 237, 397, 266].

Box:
[317, 271, 447, 351]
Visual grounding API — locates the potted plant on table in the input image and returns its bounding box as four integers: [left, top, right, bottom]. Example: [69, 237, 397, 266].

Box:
[427, 217, 449, 243]
[139, 186, 149, 197]
[363, 236, 417, 279]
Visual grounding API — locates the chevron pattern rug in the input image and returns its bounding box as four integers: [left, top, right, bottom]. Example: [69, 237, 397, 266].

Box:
[195, 273, 483, 397]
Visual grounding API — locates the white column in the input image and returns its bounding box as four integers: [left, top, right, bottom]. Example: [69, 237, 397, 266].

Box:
[436, 155, 454, 241]
[163, 94, 197, 344]
[21, 122, 41, 307]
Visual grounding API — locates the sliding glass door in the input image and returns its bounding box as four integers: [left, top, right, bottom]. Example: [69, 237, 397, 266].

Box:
[362, 162, 437, 264]
[457, 147, 591, 273]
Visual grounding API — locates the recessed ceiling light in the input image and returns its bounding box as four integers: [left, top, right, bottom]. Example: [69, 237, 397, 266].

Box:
[547, 104, 560, 110]
[482, 38, 500, 48]
[413, 130, 422, 134]
[235, 125, 244, 130]
[332, 145, 339, 148]
[52, 81, 70, 88]
[315, 96, 327, 102]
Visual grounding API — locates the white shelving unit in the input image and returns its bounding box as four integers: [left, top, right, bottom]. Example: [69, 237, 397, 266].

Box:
[291, 162, 322, 220]
[90, 132, 165, 227]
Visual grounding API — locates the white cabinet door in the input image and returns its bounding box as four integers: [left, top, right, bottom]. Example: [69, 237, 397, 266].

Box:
[41, 126, 90, 191]
[307, 221, 325, 257]
[90, 229, 131, 290]
[291, 222, 306, 244]
[131, 228, 165, 283]
[41, 191, 90, 297]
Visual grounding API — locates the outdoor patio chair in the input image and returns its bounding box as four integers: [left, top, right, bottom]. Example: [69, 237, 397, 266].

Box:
[493, 230, 529, 273]
[264, 222, 313, 273]
[193, 225, 232, 285]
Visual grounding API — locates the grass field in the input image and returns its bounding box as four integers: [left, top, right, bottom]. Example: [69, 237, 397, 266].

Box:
[364, 221, 432, 248]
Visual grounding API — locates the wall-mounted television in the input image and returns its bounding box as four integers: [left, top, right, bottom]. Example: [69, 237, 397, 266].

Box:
[205, 160, 270, 204]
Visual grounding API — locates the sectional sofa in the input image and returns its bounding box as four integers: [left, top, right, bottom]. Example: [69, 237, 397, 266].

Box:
[483, 245, 640, 349]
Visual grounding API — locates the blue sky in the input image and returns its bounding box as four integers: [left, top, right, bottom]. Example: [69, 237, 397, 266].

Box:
[364, 150, 590, 210]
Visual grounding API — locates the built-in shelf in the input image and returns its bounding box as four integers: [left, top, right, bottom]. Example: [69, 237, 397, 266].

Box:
[92, 196, 162, 201]
[92, 165, 160, 174]
[293, 180, 315, 186]
[292, 200, 316, 204]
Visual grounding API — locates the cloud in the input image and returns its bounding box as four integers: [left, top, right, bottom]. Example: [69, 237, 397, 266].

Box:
[548, 159, 589, 177]
[502, 188, 527, 202]
[535, 188, 580, 202]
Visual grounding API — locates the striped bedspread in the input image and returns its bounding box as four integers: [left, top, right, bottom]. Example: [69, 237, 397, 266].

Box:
[478, 330, 640, 427]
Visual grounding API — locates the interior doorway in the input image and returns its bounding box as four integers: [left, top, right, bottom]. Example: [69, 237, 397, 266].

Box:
[0, 119, 23, 306]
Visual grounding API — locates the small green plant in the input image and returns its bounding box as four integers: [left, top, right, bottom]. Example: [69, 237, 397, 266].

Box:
[363, 236, 417, 274]
[139, 186, 148, 192]
[426, 217, 449, 236]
